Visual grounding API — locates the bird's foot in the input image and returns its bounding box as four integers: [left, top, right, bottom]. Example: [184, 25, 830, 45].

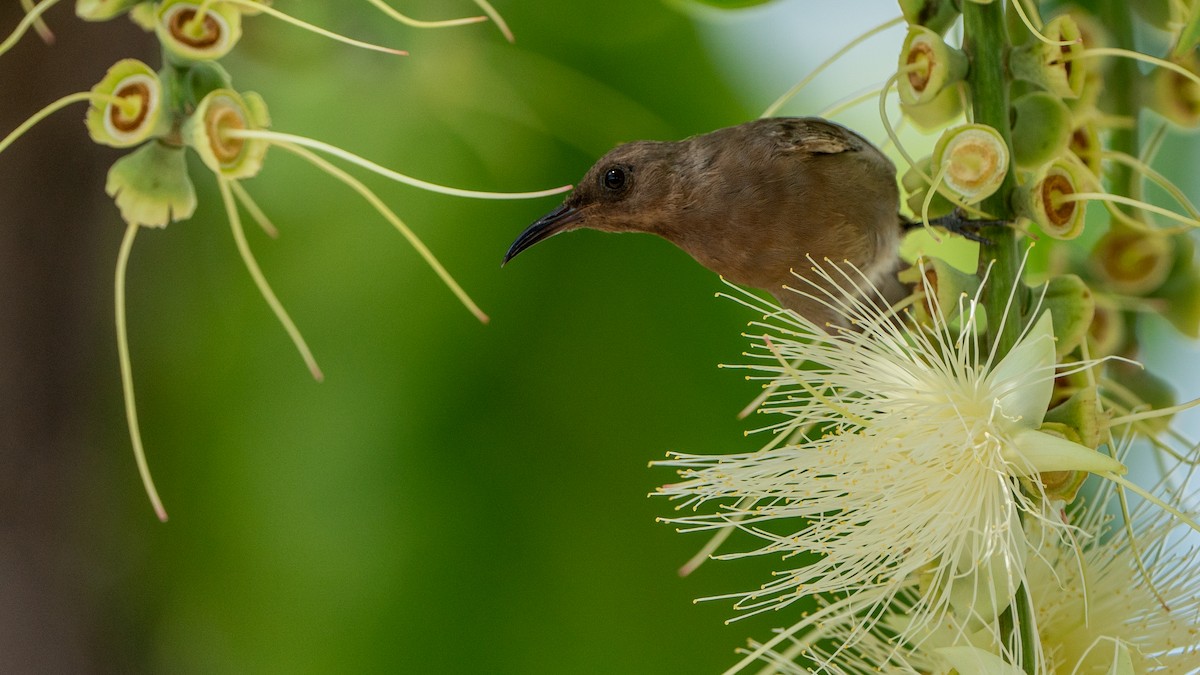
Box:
[919, 210, 1007, 245]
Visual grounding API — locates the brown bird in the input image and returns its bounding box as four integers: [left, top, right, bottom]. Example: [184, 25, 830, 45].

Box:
[503, 117, 916, 326]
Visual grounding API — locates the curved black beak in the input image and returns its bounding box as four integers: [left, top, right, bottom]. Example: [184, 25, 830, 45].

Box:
[502, 203, 583, 266]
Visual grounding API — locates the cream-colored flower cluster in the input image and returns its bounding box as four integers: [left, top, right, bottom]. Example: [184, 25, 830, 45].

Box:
[1, 0, 568, 520]
[659, 1, 1200, 672]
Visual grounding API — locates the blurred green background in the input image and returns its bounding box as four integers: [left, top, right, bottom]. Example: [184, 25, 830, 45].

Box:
[4, 1, 1198, 672]
[0, 1, 853, 672]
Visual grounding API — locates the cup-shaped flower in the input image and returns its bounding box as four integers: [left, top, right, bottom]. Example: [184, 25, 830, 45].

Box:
[898, 0, 959, 35]
[84, 59, 164, 148]
[1068, 120, 1101, 175]
[1012, 158, 1090, 240]
[1010, 15, 1086, 99]
[657, 261, 1127, 665]
[931, 123, 1009, 204]
[898, 26, 968, 106]
[155, 0, 242, 62]
[105, 141, 197, 228]
[1010, 91, 1072, 169]
[183, 88, 269, 180]
[1090, 225, 1172, 296]
[1152, 50, 1200, 128]
[1087, 297, 1126, 357]
[76, 0, 144, 21]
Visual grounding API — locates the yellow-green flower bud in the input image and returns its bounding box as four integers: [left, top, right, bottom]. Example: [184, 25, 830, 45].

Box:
[1151, 51, 1200, 128]
[1090, 226, 1172, 296]
[901, 157, 955, 219]
[155, 0, 242, 62]
[183, 88, 270, 179]
[85, 59, 164, 148]
[900, 84, 963, 132]
[1010, 15, 1086, 99]
[898, 26, 968, 106]
[105, 141, 197, 228]
[128, 2, 155, 30]
[1013, 158, 1091, 240]
[1036, 273, 1094, 358]
[898, 0, 959, 35]
[1044, 387, 1105, 451]
[76, 0, 143, 21]
[904, 187, 955, 220]
[1011, 91, 1073, 169]
[931, 123, 1009, 204]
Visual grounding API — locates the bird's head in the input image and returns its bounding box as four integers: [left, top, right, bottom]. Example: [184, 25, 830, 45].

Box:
[503, 140, 678, 265]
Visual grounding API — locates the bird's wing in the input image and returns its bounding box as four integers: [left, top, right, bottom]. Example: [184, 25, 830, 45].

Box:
[768, 118, 866, 156]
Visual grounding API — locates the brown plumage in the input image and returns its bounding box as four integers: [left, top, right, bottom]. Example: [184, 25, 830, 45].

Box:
[503, 117, 908, 325]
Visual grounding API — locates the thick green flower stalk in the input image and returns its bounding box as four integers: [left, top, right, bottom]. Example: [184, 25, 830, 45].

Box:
[658, 1, 1200, 673]
[1, 1, 568, 520]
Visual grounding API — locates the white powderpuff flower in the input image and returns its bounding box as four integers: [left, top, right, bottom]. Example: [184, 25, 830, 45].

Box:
[741, 475, 1200, 675]
[656, 259, 1127, 669]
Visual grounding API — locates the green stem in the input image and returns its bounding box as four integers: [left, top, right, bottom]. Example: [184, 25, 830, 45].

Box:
[1095, 0, 1140, 209]
[963, 0, 1022, 360]
[962, 5, 1034, 674]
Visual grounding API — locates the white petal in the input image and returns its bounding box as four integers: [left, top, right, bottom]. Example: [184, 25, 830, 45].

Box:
[990, 312, 1056, 428]
[949, 509, 1026, 627]
[934, 646, 1024, 675]
[1005, 428, 1127, 476]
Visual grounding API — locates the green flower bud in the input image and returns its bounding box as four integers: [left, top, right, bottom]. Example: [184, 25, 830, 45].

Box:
[898, 0, 959, 35]
[182, 60, 234, 107]
[1010, 91, 1073, 169]
[900, 84, 963, 132]
[1148, 234, 1200, 338]
[105, 141, 197, 228]
[128, 2, 155, 30]
[898, 26, 968, 106]
[1010, 15, 1086, 99]
[1035, 273, 1094, 358]
[901, 157, 956, 219]
[904, 187, 955, 220]
[155, 0, 242, 62]
[76, 0, 144, 21]
[1012, 158, 1091, 240]
[1090, 226, 1172, 296]
[1151, 51, 1200, 128]
[1044, 386, 1105, 451]
[183, 88, 270, 179]
[85, 59, 164, 148]
[931, 123, 1009, 204]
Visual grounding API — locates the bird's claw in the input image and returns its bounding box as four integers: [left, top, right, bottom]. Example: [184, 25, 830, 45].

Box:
[923, 210, 1006, 246]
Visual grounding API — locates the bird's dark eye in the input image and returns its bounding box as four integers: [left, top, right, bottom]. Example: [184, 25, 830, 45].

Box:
[602, 167, 626, 191]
